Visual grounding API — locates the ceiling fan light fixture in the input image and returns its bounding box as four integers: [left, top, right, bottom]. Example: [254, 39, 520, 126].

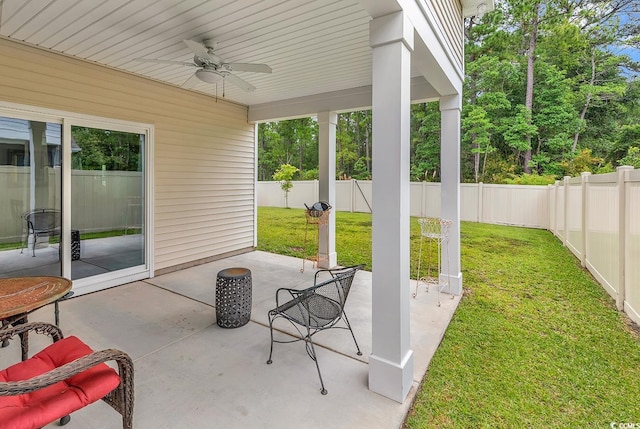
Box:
[476, 2, 488, 16]
[195, 68, 222, 84]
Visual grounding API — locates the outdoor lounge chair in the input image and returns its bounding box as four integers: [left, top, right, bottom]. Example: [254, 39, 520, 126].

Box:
[0, 322, 134, 429]
[266, 264, 364, 394]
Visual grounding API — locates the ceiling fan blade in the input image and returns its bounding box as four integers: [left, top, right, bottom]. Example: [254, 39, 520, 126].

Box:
[183, 39, 211, 59]
[224, 73, 256, 92]
[225, 63, 272, 73]
[135, 58, 196, 66]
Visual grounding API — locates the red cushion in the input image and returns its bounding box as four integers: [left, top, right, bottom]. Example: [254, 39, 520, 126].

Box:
[0, 336, 121, 429]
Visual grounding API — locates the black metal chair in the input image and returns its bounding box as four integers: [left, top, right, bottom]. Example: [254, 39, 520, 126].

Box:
[20, 208, 61, 257]
[266, 264, 364, 394]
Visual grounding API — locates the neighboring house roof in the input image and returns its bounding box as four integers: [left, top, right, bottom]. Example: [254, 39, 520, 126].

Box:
[0, 118, 81, 151]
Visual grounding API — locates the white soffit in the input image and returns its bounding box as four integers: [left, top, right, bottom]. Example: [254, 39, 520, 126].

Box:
[0, 0, 462, 111]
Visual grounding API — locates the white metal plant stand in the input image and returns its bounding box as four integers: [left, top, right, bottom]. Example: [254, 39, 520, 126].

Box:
[414, 217, 453, 306]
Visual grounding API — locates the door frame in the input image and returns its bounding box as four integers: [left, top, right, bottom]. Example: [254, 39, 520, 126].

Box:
[0, 100, 155, 296]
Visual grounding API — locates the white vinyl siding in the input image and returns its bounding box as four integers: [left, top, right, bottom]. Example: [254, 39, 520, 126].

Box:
[0, 38, 255, 272]
[430, 0, 464, 69]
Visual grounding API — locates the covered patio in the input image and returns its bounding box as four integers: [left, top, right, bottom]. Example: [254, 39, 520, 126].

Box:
[0, 250, 458, 428]
[0, 0, 494, 409]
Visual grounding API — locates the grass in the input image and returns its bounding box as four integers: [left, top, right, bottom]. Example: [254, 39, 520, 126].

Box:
[257, 207, 640, 427]
[257, 206, 435, 274]
[0, 229, 140, 251]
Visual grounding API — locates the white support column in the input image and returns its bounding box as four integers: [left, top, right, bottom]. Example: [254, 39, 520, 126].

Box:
[368, 11, 414, 403]
[317, 111, 338, 268]
[440, 95, 463, 296]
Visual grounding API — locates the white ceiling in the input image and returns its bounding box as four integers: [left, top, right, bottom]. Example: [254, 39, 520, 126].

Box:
[0, 0, 379, 107]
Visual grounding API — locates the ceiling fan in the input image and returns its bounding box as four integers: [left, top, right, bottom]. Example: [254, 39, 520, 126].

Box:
[136, 39, 272, 92]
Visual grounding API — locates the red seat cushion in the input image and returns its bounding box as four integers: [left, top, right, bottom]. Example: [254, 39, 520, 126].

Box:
[0, 336, 121, 429]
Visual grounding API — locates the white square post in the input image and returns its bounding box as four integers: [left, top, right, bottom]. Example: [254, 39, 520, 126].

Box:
[368, 11, 415, 403]
[440, 95, 463, 295]
[317, 111, 338, 268]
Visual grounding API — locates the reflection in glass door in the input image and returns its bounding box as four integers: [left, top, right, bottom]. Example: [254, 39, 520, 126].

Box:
[0, 116, 62, 278]
[70, 126, 145, 280]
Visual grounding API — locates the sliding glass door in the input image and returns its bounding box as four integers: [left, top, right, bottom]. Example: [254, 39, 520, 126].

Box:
[0, 106, 151, 292]
[0, 117, 62, 278]
[70, 126, 145, 280]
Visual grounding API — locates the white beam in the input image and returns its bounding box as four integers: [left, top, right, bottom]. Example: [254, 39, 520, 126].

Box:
[368, 10, 414, 403]
[317, 111, 338, 268]
[248, 77, 438, 123]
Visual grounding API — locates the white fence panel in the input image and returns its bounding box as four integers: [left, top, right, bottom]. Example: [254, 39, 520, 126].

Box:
[352, 180, 373, 213]
[335, 180, 353, 212]
[548, 167, 639, 324]
[257, 181, 285, 207]
[481, 184, 548, 228]
[555, 181, 565, 241]
[585, 174, 619, 300]
[409, 182, 424, 217]
[0, 166, 34, 241]
[626, 170, 640, 324]
[461, 184, 479, 222]
[288, 181, 318, 209]
[257, 180, 548, 228]
[71, 170, 143, 232]
[566, 177, 583, 260]
[548, 185, 557, 235]
[410, 182, 440, 218]
[0, 168, 141, 242]
[258, 180, 318, 209]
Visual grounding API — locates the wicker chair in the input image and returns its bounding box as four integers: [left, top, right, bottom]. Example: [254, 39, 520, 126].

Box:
[266, 264, 364, 394]
[0, 322, 134, 429]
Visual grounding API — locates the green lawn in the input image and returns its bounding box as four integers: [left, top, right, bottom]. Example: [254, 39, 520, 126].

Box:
[0, 229, 140, 251]
[257, 207, 640, 428]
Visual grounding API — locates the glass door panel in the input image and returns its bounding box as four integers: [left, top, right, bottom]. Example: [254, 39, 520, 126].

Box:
[70, 126, 145, 280]
[0, 117, 62, 277]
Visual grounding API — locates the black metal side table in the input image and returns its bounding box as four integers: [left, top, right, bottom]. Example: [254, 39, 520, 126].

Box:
[215, 267, 252, 328]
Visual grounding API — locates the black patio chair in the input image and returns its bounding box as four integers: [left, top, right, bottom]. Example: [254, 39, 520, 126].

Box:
[266, 264, 364, 394]
[20, 208, 61, 257]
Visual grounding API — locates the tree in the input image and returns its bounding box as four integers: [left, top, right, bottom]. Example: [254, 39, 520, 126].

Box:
[463, 105, 494, 182]
[257, 119, 317, 180]
[71, 127, 141, 171]
[258, 0, 640, 184]
[618, 146, 640, 168]
[411, 103, 441, 181]
[272, 164, 299, 208]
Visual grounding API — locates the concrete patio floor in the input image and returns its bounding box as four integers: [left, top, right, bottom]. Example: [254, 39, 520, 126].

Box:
[1, 250, 459, 429]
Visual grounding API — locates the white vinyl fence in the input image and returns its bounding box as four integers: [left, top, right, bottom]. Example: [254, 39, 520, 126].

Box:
[549, 167, 640, 325]
[259, 171, 640, 324]
[0, 166, 142, 243]
[258, 180, 549, 228]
